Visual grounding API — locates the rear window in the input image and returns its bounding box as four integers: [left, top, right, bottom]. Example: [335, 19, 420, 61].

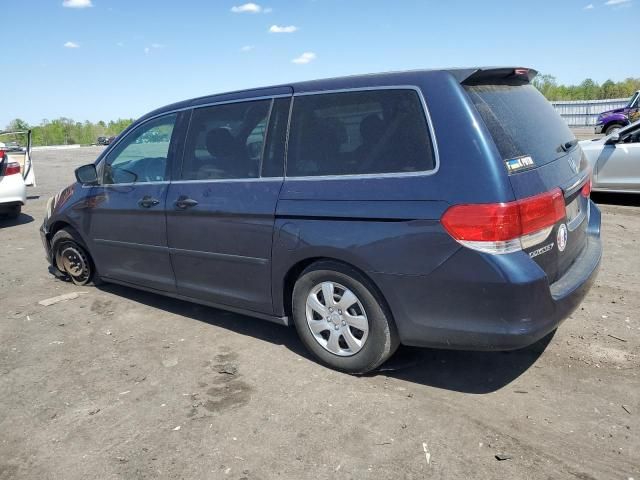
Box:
[287, 89, 435, 177]
[464, 84, 574, 166]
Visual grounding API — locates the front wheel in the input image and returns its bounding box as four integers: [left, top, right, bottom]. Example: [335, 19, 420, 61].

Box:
[51, 228, 100, 286]
[292, 261, 399, 374]
[605, 124, 623, 136]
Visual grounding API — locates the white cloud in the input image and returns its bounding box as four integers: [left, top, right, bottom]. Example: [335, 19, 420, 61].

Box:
[143, 44, 163, 54]
[292, 52, 316, 64]
[62, 0, 93, 8]
[231, 3, 262, 13]
[269, 25, 298, 33]
[240, 45, 255, 52]
[64, 41, 80, 48]
[584, 3, 594, 8]
[605, 0, 631, 5]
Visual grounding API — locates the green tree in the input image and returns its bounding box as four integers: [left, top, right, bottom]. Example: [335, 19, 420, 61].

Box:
[5, 118, 30, 132]
[534, 74, 640, 101]
[4, 117, 135, 147]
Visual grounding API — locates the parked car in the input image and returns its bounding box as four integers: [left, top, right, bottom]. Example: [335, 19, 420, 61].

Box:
[40, 67, 601, 373]
[595, 90, 640, 136]
[580, 119, 640, 193]
[97, 136, 116, 146]
[3, 141, 23, 152]
[0, 130, 35, 219]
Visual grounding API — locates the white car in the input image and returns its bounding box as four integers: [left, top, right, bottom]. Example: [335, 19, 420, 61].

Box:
[0, 131, 36, 219]
[580, 119, 640, 193]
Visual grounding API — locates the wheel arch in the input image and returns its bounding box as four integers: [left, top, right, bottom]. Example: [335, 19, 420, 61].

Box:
[604, 120, 627, 133]
[48, 220, 74, 239]
[48, 219, 90, 247]
[280, 256, 395, 325]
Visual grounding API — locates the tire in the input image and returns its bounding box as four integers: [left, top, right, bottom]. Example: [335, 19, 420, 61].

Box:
[51, 228, 102, 286]
[292, 261, 399, 374]
[7, 205, 21, 219]
[605, 124, 623, 136]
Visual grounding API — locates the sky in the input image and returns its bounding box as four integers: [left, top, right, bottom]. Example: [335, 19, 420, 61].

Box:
[1, 0, 638, 128]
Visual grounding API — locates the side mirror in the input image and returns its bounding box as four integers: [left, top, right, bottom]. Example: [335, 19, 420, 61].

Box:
[605, 133, 620, 145]
[75, 164, 98, 185]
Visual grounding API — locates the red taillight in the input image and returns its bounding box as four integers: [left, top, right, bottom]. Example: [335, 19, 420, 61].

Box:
[581, 178, 592, 198]
[4, 162, 21, 176]
[441, 202, 521, 242]
[519, 188, 565, 235]
[442, 188, 566, 254]
[0, 150, 5, 160]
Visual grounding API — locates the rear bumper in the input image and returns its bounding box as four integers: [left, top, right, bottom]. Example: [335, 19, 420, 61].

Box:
[372, 202, 602, 351]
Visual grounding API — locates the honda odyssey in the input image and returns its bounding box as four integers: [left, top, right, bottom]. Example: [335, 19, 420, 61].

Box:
[41, 67, 602, 373]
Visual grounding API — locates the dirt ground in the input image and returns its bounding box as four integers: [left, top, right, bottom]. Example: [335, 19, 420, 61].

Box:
[1, 146, 638, 480]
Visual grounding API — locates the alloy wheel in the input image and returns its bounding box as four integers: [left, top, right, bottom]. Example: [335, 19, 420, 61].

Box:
[305, 281, 369, 356]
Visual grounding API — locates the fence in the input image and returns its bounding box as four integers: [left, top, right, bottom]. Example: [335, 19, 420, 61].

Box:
[551, 97, 629, 127]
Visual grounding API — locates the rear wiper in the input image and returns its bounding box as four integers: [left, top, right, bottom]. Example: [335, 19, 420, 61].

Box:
[560, 139, 579, 152]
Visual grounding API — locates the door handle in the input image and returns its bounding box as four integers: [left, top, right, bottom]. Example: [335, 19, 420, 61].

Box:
[175, 196, 199, 209]
[138, 196, 160, 208]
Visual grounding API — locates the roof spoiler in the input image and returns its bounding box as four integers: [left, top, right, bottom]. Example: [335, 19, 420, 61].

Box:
[459, 67, 538, 86]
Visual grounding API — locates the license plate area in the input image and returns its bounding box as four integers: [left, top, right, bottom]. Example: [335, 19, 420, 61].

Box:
[566, 196, 586, 231]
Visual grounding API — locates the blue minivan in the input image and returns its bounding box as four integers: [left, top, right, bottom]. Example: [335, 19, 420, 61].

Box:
[41, 67, 602, 373]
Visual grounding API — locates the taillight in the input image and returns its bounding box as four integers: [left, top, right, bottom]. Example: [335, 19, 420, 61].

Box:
[442, 188, 566, 254]
[581, 178, 592, 198]
[4, 162, 22, 176]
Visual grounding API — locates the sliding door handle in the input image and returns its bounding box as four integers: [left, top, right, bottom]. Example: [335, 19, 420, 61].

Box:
[138, 196, 160, 208]
[175, 196, 199, 209]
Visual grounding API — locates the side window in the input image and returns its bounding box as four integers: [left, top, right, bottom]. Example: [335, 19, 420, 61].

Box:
[103, 114, 177, 185]
[286, 89, 435, 177]
[181, 100, 271, 180]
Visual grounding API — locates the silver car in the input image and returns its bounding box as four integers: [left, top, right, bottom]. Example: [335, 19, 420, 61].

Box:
[580, 119, 640, 193]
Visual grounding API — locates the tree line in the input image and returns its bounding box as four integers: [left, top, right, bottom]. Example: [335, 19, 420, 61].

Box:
[3, 75, 640, 146]
[2, 118, 134, 147]
[533, 75, 640, 101]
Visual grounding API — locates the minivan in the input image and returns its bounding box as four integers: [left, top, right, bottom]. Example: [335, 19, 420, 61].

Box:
[41, 67, 602, 373]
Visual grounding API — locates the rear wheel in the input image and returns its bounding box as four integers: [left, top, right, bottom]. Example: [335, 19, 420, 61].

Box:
[51, 228, 100, 286]
[292, 261, 399, 374]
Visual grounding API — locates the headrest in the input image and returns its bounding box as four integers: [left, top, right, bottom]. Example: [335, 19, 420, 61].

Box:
[205, 128, 235, 158]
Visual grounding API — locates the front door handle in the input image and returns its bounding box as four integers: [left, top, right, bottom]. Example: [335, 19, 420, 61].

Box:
[175, 196, 199, 209]
[138, 196, 160, 208]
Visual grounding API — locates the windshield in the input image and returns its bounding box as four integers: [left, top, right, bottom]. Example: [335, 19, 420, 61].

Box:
[627, 91, 640, 108]
[464, 84, 575, 167]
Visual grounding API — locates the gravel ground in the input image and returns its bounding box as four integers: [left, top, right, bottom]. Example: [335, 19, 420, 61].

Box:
[0, 147, 638, 480]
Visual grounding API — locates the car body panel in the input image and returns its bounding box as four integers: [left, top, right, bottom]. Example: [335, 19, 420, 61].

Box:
[581, 119, 640, 192]
[86, 182, 176, 291]
[167, 178, 284, 313]
[0, 170, 27, 208]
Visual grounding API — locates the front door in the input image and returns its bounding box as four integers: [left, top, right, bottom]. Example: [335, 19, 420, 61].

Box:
[166, 96, 290, 314]
[87, 113, 181, 292]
